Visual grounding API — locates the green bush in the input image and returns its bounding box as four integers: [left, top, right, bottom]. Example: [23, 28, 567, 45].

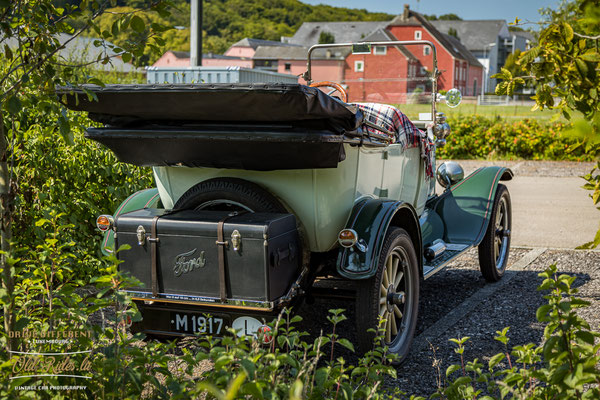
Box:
[0, 216, 404, 399]
[437, 115, 598, 161]
[9, 111, 153, 278]
[3, 216, 600, 399]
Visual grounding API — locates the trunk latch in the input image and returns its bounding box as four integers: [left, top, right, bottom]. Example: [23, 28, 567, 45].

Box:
[231, 230, 242, 251]
[136, 225, 146, 245]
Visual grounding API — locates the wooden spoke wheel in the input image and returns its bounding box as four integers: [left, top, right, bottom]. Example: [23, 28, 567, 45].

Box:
[356, 227, 419, 364]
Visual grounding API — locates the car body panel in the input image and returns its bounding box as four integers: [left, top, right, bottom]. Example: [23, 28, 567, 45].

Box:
[336, 166, 512, 280]
[153, 145, 428, 253]
[101, 188, 161, 255]
[423, 166, 513, 247]
[336, 198, 422, 280]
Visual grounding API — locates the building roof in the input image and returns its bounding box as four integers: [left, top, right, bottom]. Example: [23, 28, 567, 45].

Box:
[253, 45, 349, 61]
[389, 7, 482, 67]
[361, 28, 417, 61]
[170, 50, 190, 59]
[51, 33, 140, 72]
[162, 50, 249, 61]
[229, 37, 301, 49]
[289, 21, 389, 47]
[443, 34, 483, 67]
[430, 20, 509, 51]
[511, 29, 535, 42]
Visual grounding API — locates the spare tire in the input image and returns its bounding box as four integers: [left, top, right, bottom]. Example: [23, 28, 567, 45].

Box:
[174, 177, 287, 213]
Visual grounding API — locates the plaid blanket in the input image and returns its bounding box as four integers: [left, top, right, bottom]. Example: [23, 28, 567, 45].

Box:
[354, 102, 434, 178]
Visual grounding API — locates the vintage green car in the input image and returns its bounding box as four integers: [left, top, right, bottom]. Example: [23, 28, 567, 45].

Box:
[62, 40, 512, 362]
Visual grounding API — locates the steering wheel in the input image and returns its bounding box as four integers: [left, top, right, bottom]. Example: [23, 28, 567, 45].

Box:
[309, 81, 348, 103]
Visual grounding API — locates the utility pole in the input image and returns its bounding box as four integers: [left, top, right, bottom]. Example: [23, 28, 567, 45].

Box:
[190, 0, 202, 66]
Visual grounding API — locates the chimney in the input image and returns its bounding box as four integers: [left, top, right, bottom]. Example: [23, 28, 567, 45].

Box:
[403, 4, 410, 21]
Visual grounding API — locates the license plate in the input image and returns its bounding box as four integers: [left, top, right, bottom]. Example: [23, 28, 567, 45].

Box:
[169, 312, 229, 335]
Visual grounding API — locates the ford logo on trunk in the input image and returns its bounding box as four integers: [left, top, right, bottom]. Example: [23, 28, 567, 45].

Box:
[174, 248, 206, 276]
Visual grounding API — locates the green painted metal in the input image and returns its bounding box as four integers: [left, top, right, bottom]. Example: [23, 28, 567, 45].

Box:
[101, 188, 161, 255]
[335, 198, 421, 280]
[152, 145, 431, 252]
[426, 166, 513, 247]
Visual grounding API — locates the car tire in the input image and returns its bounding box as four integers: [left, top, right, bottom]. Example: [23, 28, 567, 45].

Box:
[174, 178, 287, 213]
[478, 184, 512, 282]
[355, 227, 419, 364]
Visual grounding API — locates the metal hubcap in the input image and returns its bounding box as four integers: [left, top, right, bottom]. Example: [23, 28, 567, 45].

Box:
[493, 197, 510, 271]
[379, 246, 411, 345]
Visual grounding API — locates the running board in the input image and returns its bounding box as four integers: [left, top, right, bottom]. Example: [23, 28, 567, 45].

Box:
[423, 243, 472, 280]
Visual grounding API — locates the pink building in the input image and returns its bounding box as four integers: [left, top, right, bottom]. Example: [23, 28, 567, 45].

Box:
[152, 50, 252, 68]
[253, 45, 346, 84]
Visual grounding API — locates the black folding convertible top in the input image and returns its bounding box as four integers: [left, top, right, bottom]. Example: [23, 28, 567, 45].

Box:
[59, 83, 362, 170]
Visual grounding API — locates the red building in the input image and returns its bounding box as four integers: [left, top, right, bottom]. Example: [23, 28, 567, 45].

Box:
[386, 5, 483, 95]
[343, 29, 422, 103]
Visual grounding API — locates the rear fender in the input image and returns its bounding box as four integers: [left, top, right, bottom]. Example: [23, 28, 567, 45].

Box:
[336, 198, 422, 280]
[101, 188, 161, 255]
[429, 166, 513, 246]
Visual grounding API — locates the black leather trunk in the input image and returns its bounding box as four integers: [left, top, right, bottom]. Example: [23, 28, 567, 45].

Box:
[114, 209, 300, 302]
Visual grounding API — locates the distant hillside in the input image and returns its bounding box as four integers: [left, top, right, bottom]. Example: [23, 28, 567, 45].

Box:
[55, 0, 394, 61]
[202, 0, 394, 52]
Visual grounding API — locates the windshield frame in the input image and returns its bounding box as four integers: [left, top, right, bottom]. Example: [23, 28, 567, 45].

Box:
[302, 40, 439, 122]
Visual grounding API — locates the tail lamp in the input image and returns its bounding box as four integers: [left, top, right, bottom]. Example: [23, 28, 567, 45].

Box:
[96, 215, 114, 232]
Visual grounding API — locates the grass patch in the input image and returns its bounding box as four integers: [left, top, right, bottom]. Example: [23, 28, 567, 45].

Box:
[397, 103, 560, 121]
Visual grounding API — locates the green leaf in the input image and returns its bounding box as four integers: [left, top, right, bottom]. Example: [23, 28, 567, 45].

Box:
[121, 52, 132, 63]
[488, 353, 505, 368]
[131, 16, 145, 33]
[337, 338, 355, 352]
[111, 20, 120, 37]
[536, 304, 552, 322]
[580, 51, 600, 62]
[446, 364, 461, 377]
[6, 96, 21, 115]
[4, 44, 12, 60]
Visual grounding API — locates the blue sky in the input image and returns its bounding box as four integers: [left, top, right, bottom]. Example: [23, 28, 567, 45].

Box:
[302, 0, 562, 25]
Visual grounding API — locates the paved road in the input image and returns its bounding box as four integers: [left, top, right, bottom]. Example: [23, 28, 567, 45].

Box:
[445, 160, 599, 249]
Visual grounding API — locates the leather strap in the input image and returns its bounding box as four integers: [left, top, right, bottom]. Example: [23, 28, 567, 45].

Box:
[216, 212, 246, 302]
[150, 215, 160, 297]
[216, 216, 230, 302]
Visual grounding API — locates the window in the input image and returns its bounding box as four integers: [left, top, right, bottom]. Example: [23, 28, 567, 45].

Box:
[423, 46, 431, 56]
[354, 61, 364, 72]
[373, 46, 387, 55]
[414, 30, 422, 40]
[284, 62, 291, 71]
[473, 79, 477, 96]
[419, 66, 427, 75]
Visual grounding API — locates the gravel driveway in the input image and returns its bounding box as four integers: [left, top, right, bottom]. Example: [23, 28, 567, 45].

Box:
[296, 247, 600, 397]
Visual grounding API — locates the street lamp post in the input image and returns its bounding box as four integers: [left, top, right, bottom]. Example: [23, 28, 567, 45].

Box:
[482, 42, 496, 96]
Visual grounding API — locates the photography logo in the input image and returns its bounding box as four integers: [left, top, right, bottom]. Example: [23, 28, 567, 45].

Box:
[8, 329, 92, 391]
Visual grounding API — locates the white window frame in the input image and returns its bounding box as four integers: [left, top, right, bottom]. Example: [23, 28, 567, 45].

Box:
[423, 46, 431, 56]
[373, 46, 387, 55]
[414, 30, 422, 40]
[354, 60, 364, 72]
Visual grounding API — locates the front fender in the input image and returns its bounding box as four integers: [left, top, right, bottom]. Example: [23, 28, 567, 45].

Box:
[101, 188, 161, 255]
[336, 198, 421, 280]
[431, 166, 513, 246]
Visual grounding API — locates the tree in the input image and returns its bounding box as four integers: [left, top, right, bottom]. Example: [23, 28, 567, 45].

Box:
[438, 13, 462, 21]
[0, 0, 171, 351]
[494, 0, 600, 246]
[319, 30, 335, 44]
